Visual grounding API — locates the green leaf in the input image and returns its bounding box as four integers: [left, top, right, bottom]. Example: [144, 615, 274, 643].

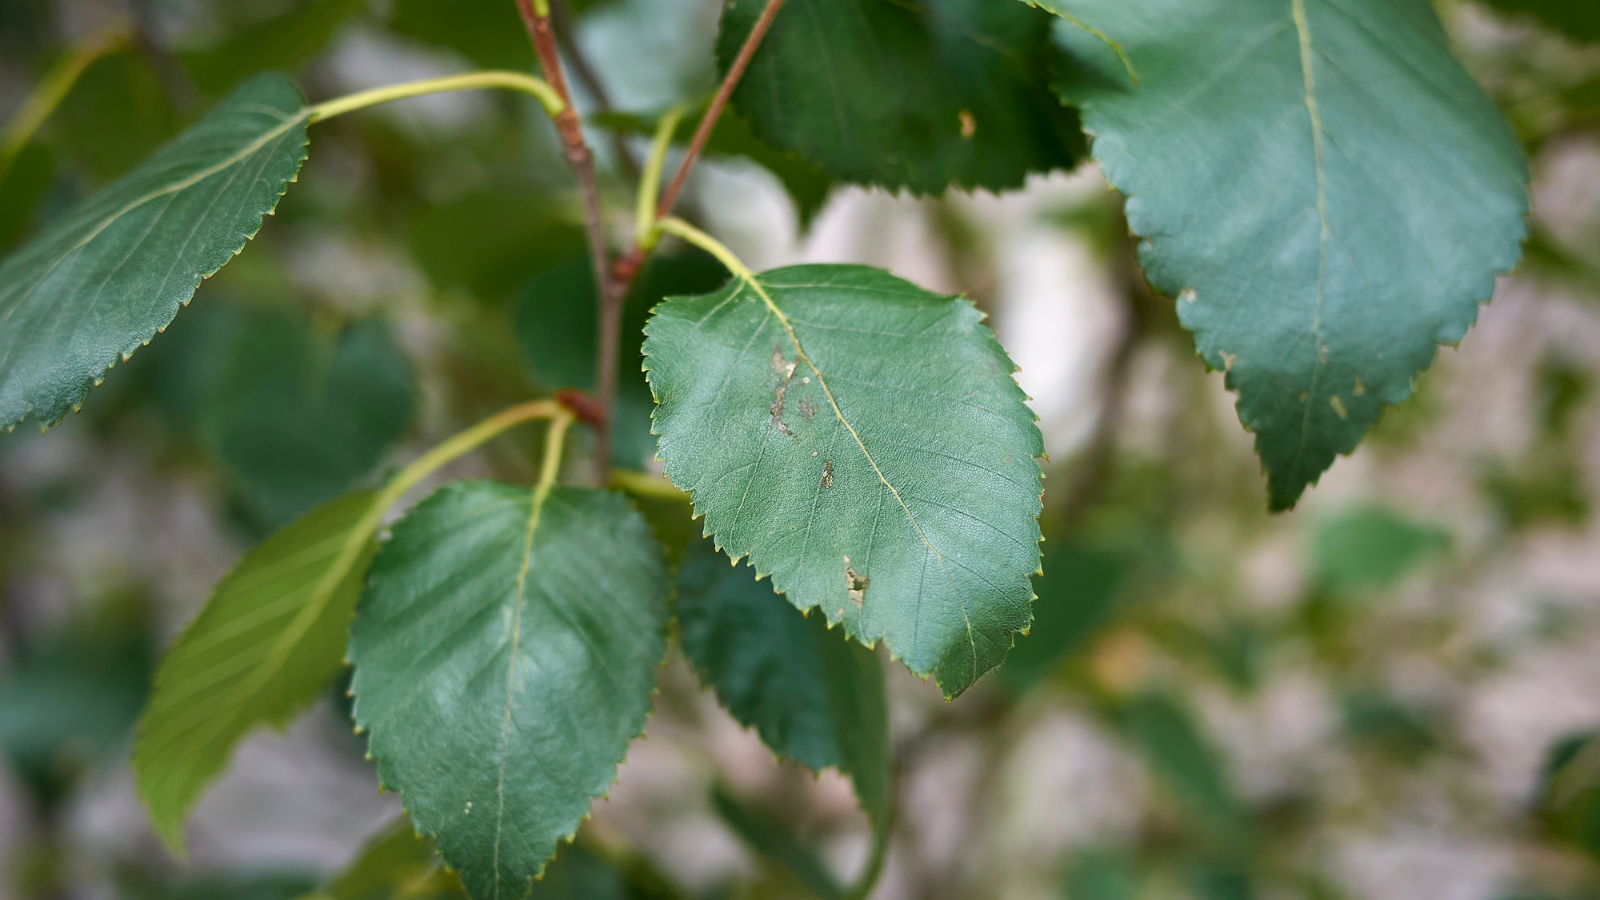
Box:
[0, 143, 52, 253]
[0, 72, 310, 432]
[135, 489, 380, 853]
[1311, 506, 1450, 591]
[1115, 692, 1242, 837]
[181, 0, 368, 95]
[0, 598, 154, 806]
[526, 842, 679, 900]
[1062, 849, 1140, 900]
[711, 785, 844, 900]
[998, 539, 1125, 693]
[406, 187, 584, 302]
[1480, 0, 1600, 43]
[319, 817, 462, 900]
[1045, 0, 1529, 509]
[677, 536, 889, 823]
[390, 0, 535, 70]
[51, 50, 177, 181]
[643, 263, 1044, 698]
[719, 0, 1083, 194]
[349, 481, 670, 899]
[201, 314, 415, 529]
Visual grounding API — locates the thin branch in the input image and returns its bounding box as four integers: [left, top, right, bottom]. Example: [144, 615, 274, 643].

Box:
[549, 0, 639, 182]
[611, 0, 787, 290]
[515, 0, 615, 486]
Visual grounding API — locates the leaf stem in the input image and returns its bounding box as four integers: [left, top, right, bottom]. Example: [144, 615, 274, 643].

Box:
[536, 407, 575, 499]
[652, 0, 787, 227]
[0, 25, 129, 184]
[515, 0, 615, 488]
[376, 400, 566, 514]
[307, 71, 564, 122]
[609, 468, 687, 501]
[654, 216, 756, 284]
[636, 104, 688, 246]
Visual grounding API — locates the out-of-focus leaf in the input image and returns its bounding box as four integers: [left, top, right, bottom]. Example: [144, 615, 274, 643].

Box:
[999, 540, 1124, 692]
[51, 50, 176, 180]
[711, 785, 843, 900]
[1062, 849, 1140, 900]
[123, 872, 319, 900]
[200, 313, 414, 529]
[514, 250, 727, 470]
[1311, 507, 1450, 591]
[528, 842, 678, 900]
[0, 143, 52, 253]
[135, 491, 381, 853]
[181, 0, 368, 95]
[349, 482, 669, 898]
[0, 599, 154, 806]
[1116, 692, 1242, 836]
[1189, 862, 1256, 900]
[1047, 0, 1528, 510]
[644, 264, 1045, 698]
[0, 73, 310, 432]
[678, 536, 889, 822]
[1538, 732, 1600, 858]
[390, 0, 535, 70]
[1341, 691, 1439, 764]
[314, 817, 461, 900]
[406, 187, 584, 301]
[1481, 0, 1600, 43]
[720, 0, 1081, 194]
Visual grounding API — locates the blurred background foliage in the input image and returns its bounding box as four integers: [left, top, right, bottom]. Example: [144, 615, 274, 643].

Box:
[0, 1, 1598, 899]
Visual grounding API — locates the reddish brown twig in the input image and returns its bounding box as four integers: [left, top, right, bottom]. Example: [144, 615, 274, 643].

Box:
[515, 0, 616, 486]
[611, 0, 787, 295]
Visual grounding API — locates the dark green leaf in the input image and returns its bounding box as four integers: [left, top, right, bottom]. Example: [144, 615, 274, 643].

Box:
[711, 786, 843, 900]
[514, 251, 728, 470]
[0, 72, 310, 432]
[1115, 692, 1241, 836]
[643, 264, 1044, 698]
[181, 0, 368, 95]
[1311, 506, 1449, 591]
[201, 313, 414, 529]
[1481, 0, 1600, 43]
[0, 599, 154, 806]
[1062, 849, 1140, 900]
[678, 536, 889, 823]
[135, 490, 380, 852]
[51, 50, 176, 181]
[1046, 0, 1528, 509]
[0, 143, 52, 253]
[998, 539, 1124, 692]
[719, 0, 1083, 194]
[527, 842, 679, 900]
[349, 481, 670, 899]
[406, 188, 584, 302]
[320, 817, 462, 900]
[390, 0, 535, 70]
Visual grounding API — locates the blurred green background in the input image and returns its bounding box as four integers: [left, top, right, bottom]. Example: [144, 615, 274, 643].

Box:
[1, 1, 1599, 899]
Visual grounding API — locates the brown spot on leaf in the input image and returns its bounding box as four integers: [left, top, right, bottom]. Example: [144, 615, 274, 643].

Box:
[821, 459, 833, 489]
[799, 396, 817, 419]
[959, 109, 976, 138]
[844, 555, 867, 607]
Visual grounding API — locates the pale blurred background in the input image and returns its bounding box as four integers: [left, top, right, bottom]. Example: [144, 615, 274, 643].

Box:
[2, 1, 1599, 899]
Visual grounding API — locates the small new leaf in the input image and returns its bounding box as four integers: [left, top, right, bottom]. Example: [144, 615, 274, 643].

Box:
[678, 537, 889, 823]
[1044, 0, 1528, 509]
[0, 72, 310, 432]
[135, 489, 380, 853]
[349, 481, 669, 900]
[644, 264, 1044, 698]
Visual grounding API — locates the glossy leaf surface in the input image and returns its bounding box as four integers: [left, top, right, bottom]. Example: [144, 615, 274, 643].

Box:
[0, 72, 310, 431]
[1046, 0, 1528, 508]
[135, 490, 379, 851]
[677, 537, 889, 822]
[719, 0, 1082, 194]
[644, 264, 1043, 698]
[349, 481, 669, 900]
